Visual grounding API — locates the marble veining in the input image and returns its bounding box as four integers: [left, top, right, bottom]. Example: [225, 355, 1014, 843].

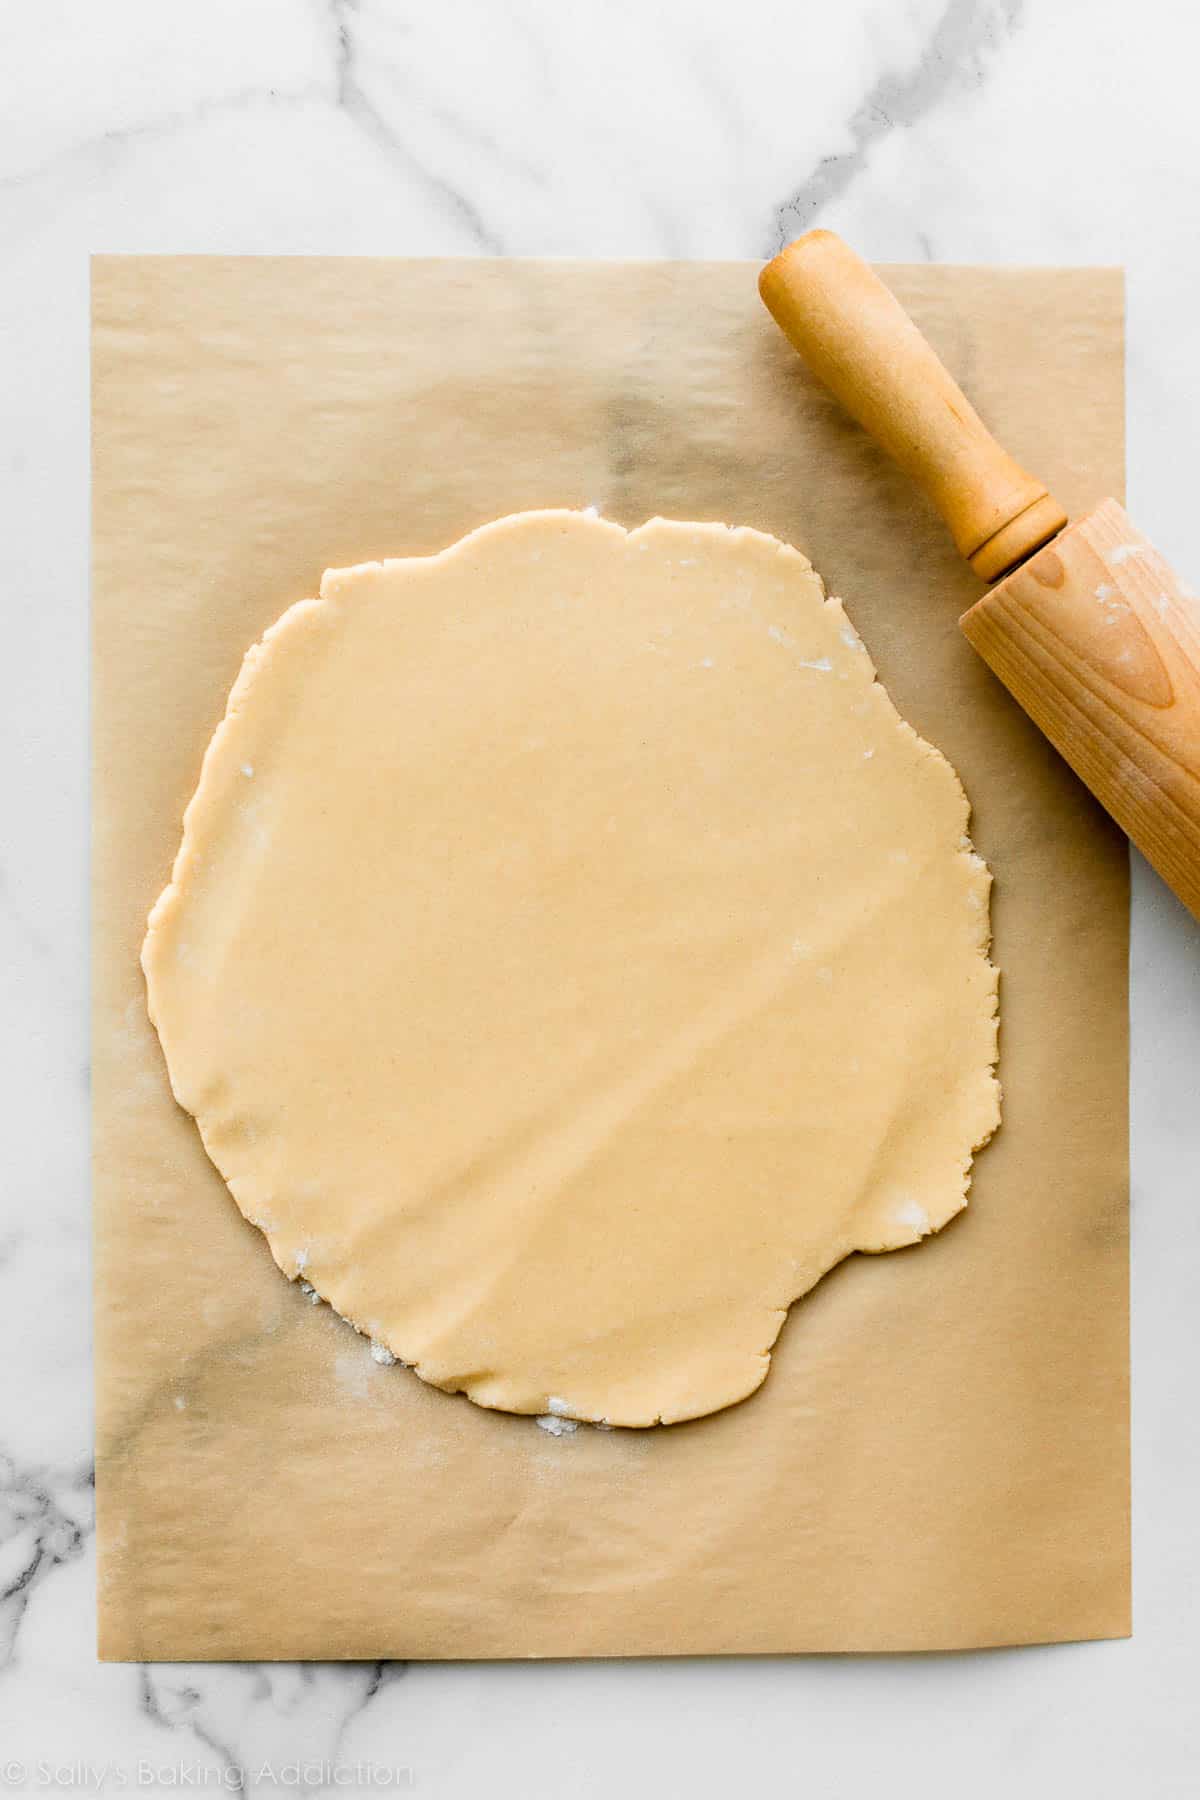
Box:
[0, 1455, 93, 1668]
[2, 0, 1199, 1795]
[773, 0, 1023, 251]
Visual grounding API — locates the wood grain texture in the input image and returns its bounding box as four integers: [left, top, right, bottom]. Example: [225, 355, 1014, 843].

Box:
[758, 231, 1068, 578]
[962, 499, 1200, 920]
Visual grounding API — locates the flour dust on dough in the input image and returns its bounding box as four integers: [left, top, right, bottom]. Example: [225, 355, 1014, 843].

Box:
[143, 510, 1000, 1427]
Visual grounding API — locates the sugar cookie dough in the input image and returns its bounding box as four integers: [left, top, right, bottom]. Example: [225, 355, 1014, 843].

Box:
[143, 510, 1000, 1427]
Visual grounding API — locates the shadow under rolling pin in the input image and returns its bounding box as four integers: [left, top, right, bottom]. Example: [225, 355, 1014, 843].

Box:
[759, 230, 1200, 926]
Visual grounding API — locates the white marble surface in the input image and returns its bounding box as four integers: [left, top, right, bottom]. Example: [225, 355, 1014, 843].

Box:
[2, 0, 1199, 1794]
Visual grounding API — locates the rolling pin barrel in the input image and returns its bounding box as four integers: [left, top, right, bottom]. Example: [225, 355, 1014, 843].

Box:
[759, 231, 1067, 581]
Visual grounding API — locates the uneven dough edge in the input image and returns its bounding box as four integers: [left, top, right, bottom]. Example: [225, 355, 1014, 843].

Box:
[143, 509, 1001, 1430]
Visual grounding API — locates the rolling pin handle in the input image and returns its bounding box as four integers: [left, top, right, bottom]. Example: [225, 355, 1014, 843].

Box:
[759, 231, 1068, 581]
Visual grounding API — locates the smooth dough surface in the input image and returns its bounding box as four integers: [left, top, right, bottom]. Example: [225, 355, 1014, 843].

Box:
[144, 511, 1000, 1427]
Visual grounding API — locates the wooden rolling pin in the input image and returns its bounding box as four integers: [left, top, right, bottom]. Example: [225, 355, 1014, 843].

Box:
[760, 230, 1200, 924]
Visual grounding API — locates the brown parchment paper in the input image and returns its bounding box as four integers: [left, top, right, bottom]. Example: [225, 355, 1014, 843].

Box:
[93, 258, 1129, 1660]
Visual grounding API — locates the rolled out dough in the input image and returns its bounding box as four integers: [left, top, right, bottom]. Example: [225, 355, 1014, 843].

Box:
[143, 510, 1000, 1427]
